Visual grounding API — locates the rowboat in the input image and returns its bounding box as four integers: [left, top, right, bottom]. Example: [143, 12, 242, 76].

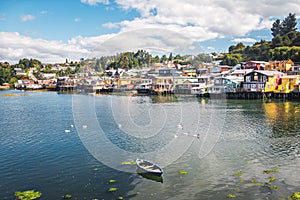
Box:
[136, 158, 163, 176]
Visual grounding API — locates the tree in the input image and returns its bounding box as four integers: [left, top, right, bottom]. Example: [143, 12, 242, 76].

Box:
[271, 13, 297, 37]
[229, 42, 245, 53]
[168, 52, 173, 61]
[220, 54, 242, 66]
[282, 13, 297, 35]
[271, 19, 282, 37]
[161, 55, 167, 62]
[272, 35, 284, 47]
[118, 54, 129, 69]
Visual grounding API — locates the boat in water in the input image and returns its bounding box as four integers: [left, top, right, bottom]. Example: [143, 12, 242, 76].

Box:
[136, 158, 163, 176]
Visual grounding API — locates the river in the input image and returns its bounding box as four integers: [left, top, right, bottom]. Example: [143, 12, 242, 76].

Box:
[0, 90, 299, 199]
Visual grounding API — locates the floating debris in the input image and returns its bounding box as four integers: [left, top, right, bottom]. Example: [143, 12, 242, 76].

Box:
[121, 160, 136, 165]
[118, 196, 123, 200]
[271, 185, 278, 189]
[290, 192, 300, 200]
[174, 134, 178, 138]
[93, 167, 100, 171]
[250, 179, 256, 183]
[227, 194, 236, 198]
[263, 167, 279, 174]
[108, 187, 118, 192]
[268, 177, 276, 182]
[64, 130, 71, 133]
[70, 125, 74, 128]
[263, 170, 272, 174]
[178, 170, 188, 175]
[63, 194, 72, 199]
[14, 190, 42, 200]
[109, 179, 116, 183]
[234, 171, 243, 177]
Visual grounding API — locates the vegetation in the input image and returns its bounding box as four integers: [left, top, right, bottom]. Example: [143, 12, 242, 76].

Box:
[225, 13, 300, 65]
[14, 190, 42, 200]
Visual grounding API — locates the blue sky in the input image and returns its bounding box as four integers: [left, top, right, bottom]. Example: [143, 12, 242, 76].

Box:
[1, 0, 300, 63]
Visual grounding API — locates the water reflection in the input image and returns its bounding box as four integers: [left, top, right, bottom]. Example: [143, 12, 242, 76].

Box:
[264, 101, 300, 138]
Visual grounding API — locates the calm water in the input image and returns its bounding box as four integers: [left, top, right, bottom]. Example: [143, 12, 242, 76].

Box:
[0, 90, 300, 200]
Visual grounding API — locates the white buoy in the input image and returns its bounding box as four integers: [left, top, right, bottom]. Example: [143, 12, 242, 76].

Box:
[118, 123, 122, 128]
[64, 130, 71, 133]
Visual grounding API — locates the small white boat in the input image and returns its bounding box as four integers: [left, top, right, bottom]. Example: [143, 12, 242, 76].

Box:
[136, 159, 163, 176]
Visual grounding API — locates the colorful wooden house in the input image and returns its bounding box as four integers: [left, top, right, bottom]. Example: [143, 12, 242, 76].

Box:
[151, 76, 174, 94]
[242, 70, 283, 92]
[267, 75, 300, 93]
[265, 60, 294, 72]
[243, 61, 269, 70]
[208, 77, 240, 94]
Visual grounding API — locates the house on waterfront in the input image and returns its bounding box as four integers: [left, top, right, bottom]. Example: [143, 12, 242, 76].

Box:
[265, 75, 300, 93]
[241, 70, 283, 92]
[173, 76, 200, 94]
[151, 76, 174, 94]
[208, 77, 240, 94]
[117, 78, 152, 90]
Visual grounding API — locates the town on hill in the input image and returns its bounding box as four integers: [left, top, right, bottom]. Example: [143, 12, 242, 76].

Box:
[0, 13, 300, 100]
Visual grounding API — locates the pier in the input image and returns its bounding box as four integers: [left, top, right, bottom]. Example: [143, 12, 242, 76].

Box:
[208, 91, 300, 100]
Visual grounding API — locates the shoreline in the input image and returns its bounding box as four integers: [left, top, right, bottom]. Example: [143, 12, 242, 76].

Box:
[2, 88, 300, 101]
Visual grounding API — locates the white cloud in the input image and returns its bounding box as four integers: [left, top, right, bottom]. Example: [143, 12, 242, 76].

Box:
[111, 0, 300, 39]
[80, 0, 109, 6]
[231, 38, 257, 43]
[0, 32, 90, 63]
[3, 1, 300, 63]
[74, 18, 81, 22]
[20, 14, 35, 22]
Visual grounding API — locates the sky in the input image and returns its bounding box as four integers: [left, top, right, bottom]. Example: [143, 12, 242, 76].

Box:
[1, 0, 300, 64]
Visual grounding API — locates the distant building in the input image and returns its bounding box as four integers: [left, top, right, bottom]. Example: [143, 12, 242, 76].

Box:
[243, 61, 269, 70]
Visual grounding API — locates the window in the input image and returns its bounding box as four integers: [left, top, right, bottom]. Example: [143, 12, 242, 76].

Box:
[246, 76, 251, 82]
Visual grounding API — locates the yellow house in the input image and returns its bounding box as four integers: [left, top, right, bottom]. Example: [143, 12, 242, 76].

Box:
[276, 75, 299, 93]
[265, 74, 299, 93]
[264, 73, 283, 92]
